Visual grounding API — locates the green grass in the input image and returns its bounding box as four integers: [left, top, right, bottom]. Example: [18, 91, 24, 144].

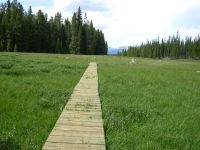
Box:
[1, 53, 200, 149]
[97, 56, 200, 149]
[0, 52, 90, 149]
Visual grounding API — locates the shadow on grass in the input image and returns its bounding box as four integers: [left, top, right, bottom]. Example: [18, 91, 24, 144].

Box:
[0, 135, 21, 150]
[0, 63, 14, 69]
[38, 90, 71, 109]
[104, 106, 151, 132]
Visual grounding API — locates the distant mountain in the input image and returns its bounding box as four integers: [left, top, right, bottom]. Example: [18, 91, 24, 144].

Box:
[108, 46, 128, 55]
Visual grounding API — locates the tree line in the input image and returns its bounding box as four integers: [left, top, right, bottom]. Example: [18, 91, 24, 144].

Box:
[119, 32, 200, 59]
[0, 0, 108, 54]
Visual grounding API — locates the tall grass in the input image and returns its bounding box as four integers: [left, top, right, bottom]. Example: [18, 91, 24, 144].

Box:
[98, 57, 200, 149]
[1, 53, 200, 149]
[0, 53, 89, 149]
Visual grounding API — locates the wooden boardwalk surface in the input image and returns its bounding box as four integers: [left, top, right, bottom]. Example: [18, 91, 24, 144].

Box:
[43, 62, 106, 150]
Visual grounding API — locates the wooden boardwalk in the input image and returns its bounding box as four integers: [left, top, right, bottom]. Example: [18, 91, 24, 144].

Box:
[43, 62, 106, 150]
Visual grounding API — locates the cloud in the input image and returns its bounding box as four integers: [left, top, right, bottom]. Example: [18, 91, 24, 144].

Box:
[96, 24, 109, 30]
[174, 7, 200, 29]
[32, 6, 56, 19]
[54, 0, 110, 13]
[20, 0, 53, 8]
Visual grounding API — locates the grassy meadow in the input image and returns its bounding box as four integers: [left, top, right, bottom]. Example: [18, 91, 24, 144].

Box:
[0, 52, 90, 149]
[0, 52, 200, 149]
[97, 57, 200, 149]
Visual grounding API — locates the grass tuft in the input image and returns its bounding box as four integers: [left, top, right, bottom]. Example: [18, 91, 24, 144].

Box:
[0, 134, 21, 150]
[0, 62, 14, 69]
[38, 98, 55, 109]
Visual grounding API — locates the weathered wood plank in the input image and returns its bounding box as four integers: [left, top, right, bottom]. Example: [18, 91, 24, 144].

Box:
[43, 142, 105, 150]
[50, 129, 105, 137]
[46, 135, 105, 145]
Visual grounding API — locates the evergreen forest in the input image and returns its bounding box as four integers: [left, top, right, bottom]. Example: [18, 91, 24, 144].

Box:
[119, 32, 200, 59]
[0, 0, 108, 54]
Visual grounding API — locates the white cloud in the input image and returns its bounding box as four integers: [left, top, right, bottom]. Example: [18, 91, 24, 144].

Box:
[54, 0, 73, 12]
[32, 6, 55, 18]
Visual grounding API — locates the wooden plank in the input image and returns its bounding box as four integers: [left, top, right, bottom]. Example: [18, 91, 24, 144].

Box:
[57, 118, 103, 124]
[61, 111, 102, 115]
[43, 142, 105, 150]
[54, 125, 104, 132]
[46, 135, 105, 145]
[60, 112, 102, 118]
[50, 129, 105, 138]
[65, 108, 101, 112]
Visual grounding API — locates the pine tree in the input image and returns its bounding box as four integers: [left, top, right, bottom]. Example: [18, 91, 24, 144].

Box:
[0, 40, 2, 51]
[77, 7, 82, 26]
[70, 13, 78, 53]
[7, 39, 11, 51]
[81, 23, 87, 54]
[14, 43, 17, 52]
[36, 9, 48, 52]
[87, 21, 96, 54]
[56, 38, 61, 53]
[65, 18, 71, 53]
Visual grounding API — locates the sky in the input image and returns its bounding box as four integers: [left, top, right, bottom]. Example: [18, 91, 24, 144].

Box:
[3, 0, 200, 48]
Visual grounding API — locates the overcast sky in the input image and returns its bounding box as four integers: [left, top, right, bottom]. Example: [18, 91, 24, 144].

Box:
[6, 0, 200, 47]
